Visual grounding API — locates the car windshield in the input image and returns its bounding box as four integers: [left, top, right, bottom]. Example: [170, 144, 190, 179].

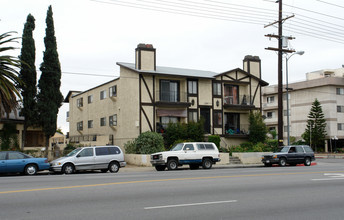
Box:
[275, 147, 289, 153]
[66, 148, 82, 157]
[170, 143, 183, 151]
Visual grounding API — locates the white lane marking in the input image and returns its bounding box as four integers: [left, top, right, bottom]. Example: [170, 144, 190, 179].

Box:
[312, 173, 344, 181]
[144, 200, 237, 210]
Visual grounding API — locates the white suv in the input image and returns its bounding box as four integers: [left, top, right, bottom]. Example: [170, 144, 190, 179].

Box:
[150, 142, 221, 171]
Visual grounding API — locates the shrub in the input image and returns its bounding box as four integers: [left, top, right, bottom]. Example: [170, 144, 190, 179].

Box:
[208, 135, 220, 148]
[135, 131, 165, 154]
[124, 140, 137, 154]
[63, 143, 77, 155]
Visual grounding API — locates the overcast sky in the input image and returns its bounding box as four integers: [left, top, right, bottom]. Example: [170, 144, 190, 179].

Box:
[2, 0, 343, 133]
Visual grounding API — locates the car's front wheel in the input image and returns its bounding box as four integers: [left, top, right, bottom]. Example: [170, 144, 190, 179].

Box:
[304, 157, 311, 166]
[62, 164, 75, 174]
[167, 159, 178, 170]
[279, 158, 287, 167]
[25, 164, 38, 175]
[202, 158, 213, 169]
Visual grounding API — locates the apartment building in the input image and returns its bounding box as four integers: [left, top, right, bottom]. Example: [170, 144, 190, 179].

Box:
[65, 44, 268, 150]
[262, 67, 344, 152]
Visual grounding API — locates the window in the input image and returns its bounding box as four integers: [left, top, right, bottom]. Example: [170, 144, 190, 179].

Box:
[269, 127, 276, 131]
[88, 95, 93, 104]
[267, 112, 274, 118]
[100, 117, 106, 126]
[337, 106, 344, 113]
[0, 152, 6, 160]
[197, 144, 206, 150]
[95, 147, 109, 156]
[66, 111, 69, 118]
[109, 114, 117, 126]
[183, 144, 194, 151]
[109, 85, 117, 97]
[188, 111, 197, 122]
[213, 82, 221, 96]
[77, 98, 83, 107]
[267, 96, 275, 103]
[108, 147, 120, 155]
[88, 120, 93, 128]
[224, 113, 240, 134]
[205, 144, 215, 150]
[213, 111, 222, 127]
[78, 148, 93, 157]
[77, 121, 83, 131]
[338, 123, 344, 130]
[224, 85, 239, 104]
[336, 88, 344, 95]
[188, 80, 197, 95]
[100, 90, 106, 100]
[8, 152, 27, 160]
[160, 80, 179, 102]
[161, 116, 178, 128]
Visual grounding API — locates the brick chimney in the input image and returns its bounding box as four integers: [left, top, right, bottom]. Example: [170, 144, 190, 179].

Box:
[135, 43, 156, 71]
[243, 55, 261, 78]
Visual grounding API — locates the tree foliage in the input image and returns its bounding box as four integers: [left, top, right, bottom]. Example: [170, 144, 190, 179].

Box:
[163, 120, 204, 149]
[302, 99, 327, 151]
[124, 131, 165, 154]
[248, 110, 268, 144]
[0, 123, 19, 151]
[37, 6, 63, 147]
[0, 32, 23, 116]
[19, 14, 38, 149]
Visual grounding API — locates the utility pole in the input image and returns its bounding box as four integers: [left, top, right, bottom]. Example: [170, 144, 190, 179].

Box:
[265, 0, 294, 146]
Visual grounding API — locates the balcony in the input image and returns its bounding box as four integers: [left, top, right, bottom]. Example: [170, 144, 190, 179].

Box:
[155, 90, 191, 107]
[223, 95, 255, 110]
[224, 124, 249, 137]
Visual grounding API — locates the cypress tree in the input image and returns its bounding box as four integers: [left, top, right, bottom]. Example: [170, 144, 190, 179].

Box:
[302, 99, 327, 152]
[19, 14, 37, 150]
[37, 6, 63, 150]
[248, 110, 268, 144]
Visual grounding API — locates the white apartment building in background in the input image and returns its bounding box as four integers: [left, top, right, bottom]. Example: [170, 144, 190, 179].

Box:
[262, 67, 344, 152]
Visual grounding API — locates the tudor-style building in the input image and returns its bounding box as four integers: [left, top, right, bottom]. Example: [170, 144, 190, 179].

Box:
[65, 44, 268, 150]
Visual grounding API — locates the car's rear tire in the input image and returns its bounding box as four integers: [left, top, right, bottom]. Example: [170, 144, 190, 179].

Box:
[109, 161, 120, 173]
[155, 165, 166, 171]
[62, 164, 75, 174]
[279, 158, 287, 167]
[304, 157, 311, 166]
[202, 158, 213, 169]
[167, 159, 178, 170]
[25, 164, 38, 175]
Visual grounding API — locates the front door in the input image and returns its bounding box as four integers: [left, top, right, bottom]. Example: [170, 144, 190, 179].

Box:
[200, 108, 210, 133]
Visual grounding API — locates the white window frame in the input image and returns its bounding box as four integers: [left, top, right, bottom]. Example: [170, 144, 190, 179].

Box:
[77, 98, 83, 107]
[100, 117, 106, 126]
[109, 114, 117, 126]
[100, 90, 106, 100]
[77, 121, 83, 131]
[88, 95, 93, 104]
[109, 85, 117, 97]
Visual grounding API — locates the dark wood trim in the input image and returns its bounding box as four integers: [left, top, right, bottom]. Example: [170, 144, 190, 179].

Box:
[139, 74, 142, 134]
[141, 106, 153, 131]
[141, 75, 153, 102]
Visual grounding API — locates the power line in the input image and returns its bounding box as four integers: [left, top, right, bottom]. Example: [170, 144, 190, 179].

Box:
[315, 0, 344, 9]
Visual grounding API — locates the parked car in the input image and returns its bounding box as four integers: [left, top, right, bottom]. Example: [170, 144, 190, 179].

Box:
[261, 145, 315, 167]
[50, 146, 126, 174]
[150, 142, 221, 171]
[0, 151, 50, 175]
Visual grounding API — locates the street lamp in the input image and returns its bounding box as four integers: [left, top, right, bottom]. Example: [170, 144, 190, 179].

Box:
[285, 51, 304, 145]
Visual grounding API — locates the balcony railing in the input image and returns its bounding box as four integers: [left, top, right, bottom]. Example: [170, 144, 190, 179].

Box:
[224, 95, 252, 106]
[224, 124, 249, 135]
[155, 91, 188, 103]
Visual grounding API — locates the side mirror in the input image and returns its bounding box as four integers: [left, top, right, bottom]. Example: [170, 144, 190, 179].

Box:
[76, 154, 81, 158]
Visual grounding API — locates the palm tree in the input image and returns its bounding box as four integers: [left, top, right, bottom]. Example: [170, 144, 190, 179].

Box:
[0, 32, 23, 116]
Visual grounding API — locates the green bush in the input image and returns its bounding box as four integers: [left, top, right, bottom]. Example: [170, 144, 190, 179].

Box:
[208, 135, 220, 148]
[135, 131, 165, 154]
[163, 121, 204, 149]
[63, 143, 77, 155]
[124, 140, 137, 154]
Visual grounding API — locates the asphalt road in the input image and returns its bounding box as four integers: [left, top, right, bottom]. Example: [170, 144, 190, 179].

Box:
[1, 159, 344, 220]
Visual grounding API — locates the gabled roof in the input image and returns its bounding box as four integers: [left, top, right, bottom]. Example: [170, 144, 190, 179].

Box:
[117, 62, 217, 79]
[215, 68, 269, 86]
